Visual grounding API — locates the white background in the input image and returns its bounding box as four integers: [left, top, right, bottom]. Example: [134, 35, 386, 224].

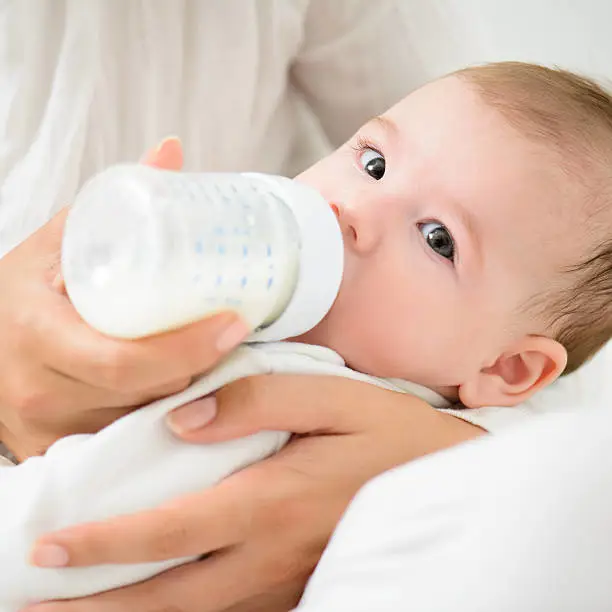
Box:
[397, 0, 612, 84]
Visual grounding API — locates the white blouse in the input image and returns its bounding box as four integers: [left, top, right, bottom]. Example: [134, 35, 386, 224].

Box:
[0, 0, 420, 256]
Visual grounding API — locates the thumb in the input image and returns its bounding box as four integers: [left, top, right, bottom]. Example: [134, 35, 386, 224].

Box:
[141, 136, 184, 171]
[35, 207, 70, 250]
[166, 374, 406, 443]
[43, 139, 184, 292]
[23, 207, 71, 289]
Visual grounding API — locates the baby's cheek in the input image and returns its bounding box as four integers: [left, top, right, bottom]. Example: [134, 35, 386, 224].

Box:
[332, 287, 420, 378]
[374, 297, 469, 383]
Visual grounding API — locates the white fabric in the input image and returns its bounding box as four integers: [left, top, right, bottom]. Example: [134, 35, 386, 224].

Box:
[1, 0, 610, 437]
[0, 341, 446, 610]
[0, 0, 418, 256]
[298, 408, 612, 612]
[1, 5, 612, 607]
[395, 0, 612, 84]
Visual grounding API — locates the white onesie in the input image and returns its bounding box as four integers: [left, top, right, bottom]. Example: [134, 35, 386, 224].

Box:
[0, 342, 448, 611]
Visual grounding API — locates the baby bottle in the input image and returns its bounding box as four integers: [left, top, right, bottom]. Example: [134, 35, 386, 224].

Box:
[61, 164, 343, 341]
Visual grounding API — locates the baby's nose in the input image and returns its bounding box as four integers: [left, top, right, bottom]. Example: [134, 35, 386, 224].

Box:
[331, 200, 382, 254]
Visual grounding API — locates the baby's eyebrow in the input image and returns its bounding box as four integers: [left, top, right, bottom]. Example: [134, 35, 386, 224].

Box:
[368, 115, 399, 139]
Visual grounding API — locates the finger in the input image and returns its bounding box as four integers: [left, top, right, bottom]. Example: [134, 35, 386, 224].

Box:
[39, 305, 249, 394]
[5, 360, 191, 439]
[141, 136, 184, 170]
[20, 207, 70, 285]
[134, 374, 194, 403]
[31, 369, 190, 430]
[41, 140, 183, 300]
[1, 405, 137, 463]
[35, 207, 71, 253]
[41, 137, 183, 297]
[48, 369, 192, 415]
[43, 138, 183, 296]
[23, 549, 267, 612]
[168, 375, 412, 442]
[5, 365, 136, 418]
[222, 579, 304, 612]
[187, 376, 480, 457]
[30, 471, 258, 567]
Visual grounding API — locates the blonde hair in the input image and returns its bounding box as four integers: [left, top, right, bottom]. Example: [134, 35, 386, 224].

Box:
[455, 62, 612, 375]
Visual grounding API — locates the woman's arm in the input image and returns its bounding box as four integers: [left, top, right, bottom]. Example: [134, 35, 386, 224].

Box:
[26, 375, 483, 612]
[0, 349, 288, 609]
[0, 140, 247, 461]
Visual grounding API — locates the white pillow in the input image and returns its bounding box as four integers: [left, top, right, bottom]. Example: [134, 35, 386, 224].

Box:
[528, 340, 612, 416]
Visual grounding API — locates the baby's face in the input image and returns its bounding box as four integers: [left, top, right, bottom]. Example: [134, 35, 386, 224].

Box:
[295, 76, 584, 392]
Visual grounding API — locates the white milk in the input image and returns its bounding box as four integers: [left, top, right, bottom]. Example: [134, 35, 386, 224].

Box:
[61, 165, 343, 341]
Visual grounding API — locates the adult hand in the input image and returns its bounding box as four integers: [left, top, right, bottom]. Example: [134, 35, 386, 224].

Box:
[0, 139, 249, 461]
[28, 375, 483, 611]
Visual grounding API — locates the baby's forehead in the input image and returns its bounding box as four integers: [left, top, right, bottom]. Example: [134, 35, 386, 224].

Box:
[385, 72, 608, 257]
[454, 138, 595, 281]
[497, 178, 606, 298]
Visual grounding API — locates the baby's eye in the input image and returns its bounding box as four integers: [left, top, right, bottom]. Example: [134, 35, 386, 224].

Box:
[418, 222, 455, 261]
[359, 148, 386, 180]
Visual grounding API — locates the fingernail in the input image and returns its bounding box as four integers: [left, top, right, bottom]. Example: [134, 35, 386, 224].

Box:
[216, 318, 249, 353]
[30, 543, 69, 568]
[167, 396, 217, 433]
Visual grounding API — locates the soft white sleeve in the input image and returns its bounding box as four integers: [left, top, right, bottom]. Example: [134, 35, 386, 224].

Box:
[291, 0, 425, 147]
[0, 347, 289, 611]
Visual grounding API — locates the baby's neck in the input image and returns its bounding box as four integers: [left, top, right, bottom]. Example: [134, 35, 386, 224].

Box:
[288, 336, 462, 404]
[431, 384, 460, 404]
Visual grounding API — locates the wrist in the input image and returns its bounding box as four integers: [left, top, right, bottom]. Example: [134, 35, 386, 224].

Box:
[400, 397, 485, 459]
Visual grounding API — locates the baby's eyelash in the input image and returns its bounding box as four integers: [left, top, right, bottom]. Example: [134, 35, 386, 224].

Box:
[351, 135, 383, 155]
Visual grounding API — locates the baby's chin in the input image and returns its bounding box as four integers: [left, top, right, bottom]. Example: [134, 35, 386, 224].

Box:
[432, 385, 460, 403]
[288, 317, 329, 347]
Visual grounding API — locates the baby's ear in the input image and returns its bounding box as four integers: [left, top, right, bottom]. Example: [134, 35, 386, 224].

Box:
[458, 336, 567, 408]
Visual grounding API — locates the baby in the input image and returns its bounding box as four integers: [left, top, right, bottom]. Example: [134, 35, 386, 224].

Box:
[296, 61, 612, 402]
[2, 62, 612, 608]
